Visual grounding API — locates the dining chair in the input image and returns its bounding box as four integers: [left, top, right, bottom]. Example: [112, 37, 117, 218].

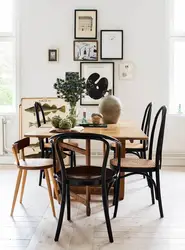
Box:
[10, 137, 60, 217]
[111, 102, 152, 159]
[110, 106, 167, 218]
[50, 132, 121, 243]
[34, 102, 78, 186]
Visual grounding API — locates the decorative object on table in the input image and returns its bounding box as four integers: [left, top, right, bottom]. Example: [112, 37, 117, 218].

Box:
[80, 62, 114, 106]
[48, 49, 59, 62]
[91, 113, 103, 124]
[54, 74, 86, 124]
[73, 40, 98, 61]
[100, 30, 123, 60]
[74, 9, 97, 39]
[99, 90, 122, 124]
[81, 108, 88, 124]
[119, 61, 134, 80]
[51, 116, 72, 129]
[20, 98, 67, 157]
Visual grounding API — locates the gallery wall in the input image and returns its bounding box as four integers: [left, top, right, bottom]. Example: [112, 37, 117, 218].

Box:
[3, 0, 185, 164]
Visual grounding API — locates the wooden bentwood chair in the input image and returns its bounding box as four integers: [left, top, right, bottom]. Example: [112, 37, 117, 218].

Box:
[111, 106, 167, 218]
[111, 102, 152, 159]
[34, 102, 78, 186]
[50, 133, 122, 243]
[10, 137, 60, 217]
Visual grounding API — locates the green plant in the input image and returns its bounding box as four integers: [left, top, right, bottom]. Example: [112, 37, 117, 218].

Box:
[51, 115, 61, 128]
[54, 76, 86, 107]
[59, 118, 72, 129]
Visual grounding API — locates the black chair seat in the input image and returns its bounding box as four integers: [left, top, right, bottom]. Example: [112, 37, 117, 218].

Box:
[56, 166, 116, 186]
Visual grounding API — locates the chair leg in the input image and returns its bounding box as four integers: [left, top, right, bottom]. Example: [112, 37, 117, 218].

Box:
[10, 169, 23, 216]
[102, 183, 113, 243]
[49, 168, 60, 204]
[73, 152, 76, 167]
[39, 170, 43, 186]
[156, 170, 164, 218]
[54, 183, 66, 242]
[44, 169, 56, 217]
[70, 152, 73, 168]
[149, 172, 155, 205]
[113, 177, 120, 218]
[20, 170, 27, 204]
[66, 183, 71, 221]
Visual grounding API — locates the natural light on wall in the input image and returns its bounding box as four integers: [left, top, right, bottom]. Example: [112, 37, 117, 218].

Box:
[170, 0, 185, 114]
[0, 0, 15, 113]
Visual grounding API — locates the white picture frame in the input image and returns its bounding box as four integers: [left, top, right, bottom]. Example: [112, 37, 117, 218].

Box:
[80, 62, 114, 106]
[119, 61, 134, 80]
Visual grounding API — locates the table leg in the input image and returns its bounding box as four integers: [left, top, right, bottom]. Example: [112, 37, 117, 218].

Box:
[119, 139, 125, 200]
[86, 139, 91, 216]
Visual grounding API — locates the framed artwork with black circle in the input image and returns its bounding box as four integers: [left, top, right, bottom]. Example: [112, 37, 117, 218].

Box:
[80, 62, 114, 106]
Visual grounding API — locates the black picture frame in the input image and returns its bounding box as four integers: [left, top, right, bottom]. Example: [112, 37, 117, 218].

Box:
[48, 49, 58, 62]
[100, 30, 123, 60]
[80, 62, 115, 106]
[73, 40, 98, 61]
[74, 9, 97, 39]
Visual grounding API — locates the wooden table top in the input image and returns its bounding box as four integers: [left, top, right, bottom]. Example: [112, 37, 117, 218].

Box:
[24, 121, 148, 140]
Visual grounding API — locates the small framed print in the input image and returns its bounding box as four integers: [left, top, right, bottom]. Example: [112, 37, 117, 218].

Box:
[74, 9, 97, 39]
[48, 49, 58, 62]
[74, 40, 98, 61]
[100, 30, 123, 60]
[119, 62, 134, 80]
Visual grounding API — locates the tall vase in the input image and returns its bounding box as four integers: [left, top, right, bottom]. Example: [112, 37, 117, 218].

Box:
[99, 90, 122, 124]
[68, 103, 77, 127]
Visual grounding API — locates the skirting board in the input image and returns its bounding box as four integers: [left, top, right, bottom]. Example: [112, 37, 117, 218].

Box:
[0, 152, 185, 167]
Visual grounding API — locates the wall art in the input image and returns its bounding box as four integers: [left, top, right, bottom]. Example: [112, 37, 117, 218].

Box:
[74, 40, 98, 61]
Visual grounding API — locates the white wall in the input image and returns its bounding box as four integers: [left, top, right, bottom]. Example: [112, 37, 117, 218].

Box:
[3, 0, 185, 164]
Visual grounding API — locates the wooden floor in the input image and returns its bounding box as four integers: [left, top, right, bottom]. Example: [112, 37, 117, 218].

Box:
[0, 166, 185, 250]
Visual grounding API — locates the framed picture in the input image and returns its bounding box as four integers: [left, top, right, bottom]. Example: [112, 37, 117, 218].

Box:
[119, 62, 134, 80]
[80, 62, 114, 106]
[100, 30, 123, 60]
[48, 49, 58, 62]
[74, 40, 98, 61]
[65, 72, 79, 81]
[74, 9, 97, 39]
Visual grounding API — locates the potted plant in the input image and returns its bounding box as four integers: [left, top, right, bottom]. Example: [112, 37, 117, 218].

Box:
[53, 75, 86, 126]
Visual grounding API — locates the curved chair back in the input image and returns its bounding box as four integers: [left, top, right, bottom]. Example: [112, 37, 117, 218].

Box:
[50, 133, 122, 182]
[141, 102, 152, 149]
[34, 102, 46, 128]
[148, 106, 167, 169]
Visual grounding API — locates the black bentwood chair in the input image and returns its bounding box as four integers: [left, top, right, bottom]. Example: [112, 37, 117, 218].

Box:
[111, 102, 152, 159]
[111, 106, 167, 218]
[50, 133, 121, 243]
[34, 102, 77, 186]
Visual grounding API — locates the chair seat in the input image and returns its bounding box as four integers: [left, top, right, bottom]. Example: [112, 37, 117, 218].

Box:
[110, 158, 155, 172]
[56, 166, 116, 186]
[17, 158, 53, 170]
[111, 141, 143, 150]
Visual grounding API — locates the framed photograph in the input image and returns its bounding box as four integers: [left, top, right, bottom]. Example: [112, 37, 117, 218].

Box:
[74, 9, 97, 39]
[65, 72, 79, 81]
[48, 49, 58, 62]
[80, 62, 114, 106]
[100, 30, 123, 60]
[119, 62, 134, 80]
[74, 40, 98, 61]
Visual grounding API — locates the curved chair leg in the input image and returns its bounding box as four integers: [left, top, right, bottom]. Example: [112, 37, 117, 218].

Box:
[156, 170, 164, 218]
[39, 170, 43, 186]
[102, 183, 113, 243]
[70, 152, 74, 168]
[66, 183, 71, 221]
[148, 172, 155, 204]
[54, 183, 67, 241]
[73, 152, 76, 167]
[113, 177, 120, 218]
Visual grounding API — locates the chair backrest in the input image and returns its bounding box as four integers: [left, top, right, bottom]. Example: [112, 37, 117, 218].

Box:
[12, 137, 30, 165]
[141, 102, 152, 136]
[50, 133, 122, 182]
[148, 106, 167, 168]
[34, 102, 46, 128]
